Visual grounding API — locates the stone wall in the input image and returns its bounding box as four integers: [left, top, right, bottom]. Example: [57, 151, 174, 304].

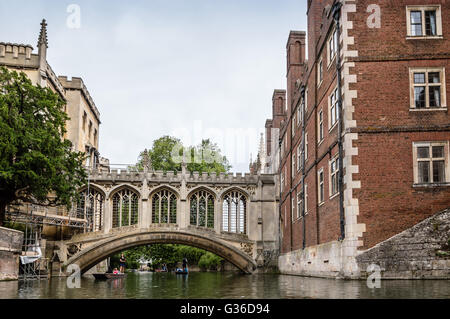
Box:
[356, 208, 450, 279]
[0, 227, 23, 281]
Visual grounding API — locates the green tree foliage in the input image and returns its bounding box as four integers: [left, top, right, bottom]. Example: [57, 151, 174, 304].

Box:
[137, 136, 231, 174]
[198, 252, 223, 271]
[0, 67, 87, 226]
[112, 244, 223, 271]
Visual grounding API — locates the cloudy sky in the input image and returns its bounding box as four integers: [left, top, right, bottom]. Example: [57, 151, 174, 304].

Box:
[0, 0, 307, 172]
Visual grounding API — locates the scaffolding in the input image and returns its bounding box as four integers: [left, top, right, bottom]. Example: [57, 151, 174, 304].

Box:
[6, 203, 88, 281]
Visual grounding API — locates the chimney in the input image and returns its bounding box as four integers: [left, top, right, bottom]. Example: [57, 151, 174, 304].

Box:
[272, 89, 286, 129]
[286, 31, 306, 115]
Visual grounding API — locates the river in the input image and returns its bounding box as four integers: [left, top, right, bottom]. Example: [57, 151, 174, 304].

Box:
[0, 272, 449, 299]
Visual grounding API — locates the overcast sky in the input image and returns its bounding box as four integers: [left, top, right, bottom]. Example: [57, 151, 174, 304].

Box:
[0, 0, 307, 172]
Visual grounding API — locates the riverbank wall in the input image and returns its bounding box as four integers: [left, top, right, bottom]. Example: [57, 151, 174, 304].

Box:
[279, 208, 450, 279]
[0, 227, 23, 281]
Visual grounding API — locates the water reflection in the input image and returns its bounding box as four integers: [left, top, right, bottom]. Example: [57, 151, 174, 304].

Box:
[0, 273, 448, 299]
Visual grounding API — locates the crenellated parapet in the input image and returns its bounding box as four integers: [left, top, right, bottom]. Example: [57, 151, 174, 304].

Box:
[58, 76, 101, 123]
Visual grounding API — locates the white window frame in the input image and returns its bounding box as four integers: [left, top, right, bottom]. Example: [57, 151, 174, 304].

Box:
[297, 191, 302, 219]
[412, 141, 449, 185]
[328, 86, 339, 130]
[292, 153, 295, 178]
[305, 88, 308, 112]
[292, 197, 295, 223]
[292, 117, 296, 137]
[305, 133, 308, 161]
[409, 67, 447, 110]
[406, 5, 443, 39]
[318, 168, 324, 205]
[317, 58, 323, 87]
[318, 109, 324, 144]
[327, 28, 338, 67]
[304, 184, 308, 215]
[329, 155, 340, 198]
[297, 144, 302, 172]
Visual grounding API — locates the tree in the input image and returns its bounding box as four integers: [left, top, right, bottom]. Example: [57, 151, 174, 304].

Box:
[0, 67, 87, 226]
[137, 136, 231, 174]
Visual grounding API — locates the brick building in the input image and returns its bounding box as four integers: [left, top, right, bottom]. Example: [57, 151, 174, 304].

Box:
[264, 0, 450, 278]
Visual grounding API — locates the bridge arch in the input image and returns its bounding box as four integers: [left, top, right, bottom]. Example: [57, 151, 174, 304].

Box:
[64, 230, 257, 274]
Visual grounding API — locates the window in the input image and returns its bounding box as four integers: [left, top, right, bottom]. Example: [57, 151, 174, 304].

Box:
[82, 112, 87, 131]
[328, 28, 338, 65]
[305, 133, 308, 161]
[305, 88, 308, 112]
[318, 110, 324, 143]
[281, 170, 285, 188]
[297, 144, 302, 171]
[222, 190, 246, 234]
[297, 191, 302, 219]
[318, 168, 324, 204]
[113, 189, 139, 228]
[93, 129, 97, 145]
[304, 184, 308, 214]
[292, 197, 295, 222]
[297, 105, 301, 126]
[152, 189, 177, 224]
[329, 87, 339, 129]
[407, 6, 442, 38]
[88, 120, 92, 138]
[292, 117, 295, 137]
[413, 142, 449, 184]
[318, 58, 323, 86]
[330, 156, 339, 197]
[190, 190, 214, 228]
[410, 68, 446, 109]
[292, 154, 295, 178]
[77, 188, 104, 232]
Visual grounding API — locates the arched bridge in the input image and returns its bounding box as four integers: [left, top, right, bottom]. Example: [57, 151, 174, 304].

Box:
[55, 166, 279, 274]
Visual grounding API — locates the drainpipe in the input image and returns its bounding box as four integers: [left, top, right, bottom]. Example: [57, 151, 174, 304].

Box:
[278, 138, 283, 254]
[332, 2, 346, 241]
[300, 86, 306, 250]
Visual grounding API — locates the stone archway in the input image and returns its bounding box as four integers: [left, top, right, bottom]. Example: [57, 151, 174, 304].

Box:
[63, 230, 257, 274]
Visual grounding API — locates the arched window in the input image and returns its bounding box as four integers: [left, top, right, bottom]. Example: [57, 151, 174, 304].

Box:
[77, 188, 104, 232]
[112, 189, 139, 228]
[222, 190, 246, 234]
[190, 190, 214, 228]
[152, 189, 177, 224]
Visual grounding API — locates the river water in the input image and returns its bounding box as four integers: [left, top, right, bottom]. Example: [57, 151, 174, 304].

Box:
[0, 272, 449, 299]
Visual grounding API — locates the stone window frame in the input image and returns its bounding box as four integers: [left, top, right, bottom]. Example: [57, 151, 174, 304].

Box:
[409, 67, 447, 111]
[328, 86, 339, 131]
[222, 190, 247, 234]
[406, 5, 443, 39]
[329, 155, 340, 199]
[318, 168, 325, 206]
[412, 141, 450, 186]
[189, 189, 215, 229]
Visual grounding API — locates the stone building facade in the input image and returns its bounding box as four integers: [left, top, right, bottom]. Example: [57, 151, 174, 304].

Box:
[0, 20, 102, 167]
[262, 0, 450, 278]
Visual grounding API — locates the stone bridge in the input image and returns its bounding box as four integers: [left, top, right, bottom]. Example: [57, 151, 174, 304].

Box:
[54, 166, 279, 274]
